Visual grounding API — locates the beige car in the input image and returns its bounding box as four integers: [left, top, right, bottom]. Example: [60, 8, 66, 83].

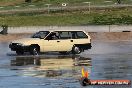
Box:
[9, 30, 92, 55]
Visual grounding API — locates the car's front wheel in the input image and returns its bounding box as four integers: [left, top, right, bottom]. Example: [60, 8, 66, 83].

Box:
[16, 50, 24, 55]
[30, 46, 39, 55]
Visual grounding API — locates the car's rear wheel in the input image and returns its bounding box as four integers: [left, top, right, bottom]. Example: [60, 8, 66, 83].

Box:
[16, 50, 24, 55]
[30, 46, 39, 55]
[72, 46, 82, 54]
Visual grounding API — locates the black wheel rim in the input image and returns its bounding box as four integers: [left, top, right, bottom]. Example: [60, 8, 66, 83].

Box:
[33, 48, 38, 55]
[74, 47, 81, 54]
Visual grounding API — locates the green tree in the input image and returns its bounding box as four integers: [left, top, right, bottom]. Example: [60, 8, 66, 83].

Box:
[117, 0, 121, 4]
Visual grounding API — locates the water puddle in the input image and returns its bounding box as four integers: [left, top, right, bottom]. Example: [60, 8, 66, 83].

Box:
[10, 55, 91, 78]
[0, 41, 132, 88]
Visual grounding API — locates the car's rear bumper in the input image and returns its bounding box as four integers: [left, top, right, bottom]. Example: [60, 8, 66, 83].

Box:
[82, 43, 92, 50]
[75, 43, 92, 50]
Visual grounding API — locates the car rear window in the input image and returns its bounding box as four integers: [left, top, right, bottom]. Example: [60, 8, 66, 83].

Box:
[71, 31, 88, 39]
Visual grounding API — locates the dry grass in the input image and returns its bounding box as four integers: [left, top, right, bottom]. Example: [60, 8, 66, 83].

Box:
[0, 0, 24, 6]
[0, 33, 32, 42]
[89, 32, 132, 41]
[0, 32, 132, 42]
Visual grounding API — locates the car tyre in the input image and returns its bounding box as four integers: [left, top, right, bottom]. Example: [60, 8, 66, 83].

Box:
[30, 46, 39, 55]
[72, 46, 82, 54]
[16, 50, 24, 55]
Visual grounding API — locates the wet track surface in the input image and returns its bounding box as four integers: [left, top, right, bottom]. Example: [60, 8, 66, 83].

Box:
[0, 41, 132, 88]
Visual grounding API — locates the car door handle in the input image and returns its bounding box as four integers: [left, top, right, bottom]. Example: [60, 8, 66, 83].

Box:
[57, 41, 60, 42]
[70, 40, 73, 42]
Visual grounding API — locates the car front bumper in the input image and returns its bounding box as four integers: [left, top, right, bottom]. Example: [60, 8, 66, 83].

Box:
[9, 43, 29, 52]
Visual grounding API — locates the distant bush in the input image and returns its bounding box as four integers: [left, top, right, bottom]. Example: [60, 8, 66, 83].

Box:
[91, 15, 132, 25]
[25, 0, 31, 3]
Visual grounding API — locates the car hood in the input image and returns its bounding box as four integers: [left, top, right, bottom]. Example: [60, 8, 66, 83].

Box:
[11, 38, 41, 45]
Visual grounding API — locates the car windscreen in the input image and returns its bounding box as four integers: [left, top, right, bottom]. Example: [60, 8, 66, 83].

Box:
[31, 31, 50, 38]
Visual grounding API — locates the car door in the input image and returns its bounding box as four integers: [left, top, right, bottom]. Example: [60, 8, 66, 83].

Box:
[56, 31, 73, 51]
[42, 32, 59, 52]
[71, 31, 89, 44]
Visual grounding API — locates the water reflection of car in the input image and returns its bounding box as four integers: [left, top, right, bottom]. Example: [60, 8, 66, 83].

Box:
[11, 55, 91, 77]
[9, 30, 92, 55]
[11, 55, 91, 67]
[11, 57, 40, 66]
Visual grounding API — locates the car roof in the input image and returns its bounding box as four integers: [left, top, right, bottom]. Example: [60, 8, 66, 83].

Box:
[48, 30, 85, 32]
[38, 31, 50, 32]
[38, 30, 86, 33]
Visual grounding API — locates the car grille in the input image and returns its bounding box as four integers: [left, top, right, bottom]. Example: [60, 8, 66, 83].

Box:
[11, 43, 18, 46]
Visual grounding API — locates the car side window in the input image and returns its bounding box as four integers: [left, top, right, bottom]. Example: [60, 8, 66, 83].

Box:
[71, 32, 77, 39]
[71, 31, 88, 39]
[59, 32, 72, 39]
[45, 32, 59, 40]
[31, 31, 49, 38]
[76, 31, 88, 39]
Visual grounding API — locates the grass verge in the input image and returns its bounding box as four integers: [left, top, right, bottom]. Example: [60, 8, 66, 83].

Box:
[0, 7, 132, 26]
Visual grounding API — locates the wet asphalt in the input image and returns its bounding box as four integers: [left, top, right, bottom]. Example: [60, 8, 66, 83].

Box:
[0, 40, 132, 88]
